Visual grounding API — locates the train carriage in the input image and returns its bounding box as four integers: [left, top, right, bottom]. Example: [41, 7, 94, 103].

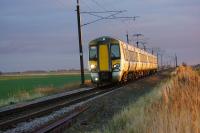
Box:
[88, 36, 158, 84]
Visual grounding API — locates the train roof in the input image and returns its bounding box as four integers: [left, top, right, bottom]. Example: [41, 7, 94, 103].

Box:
[89, 36, 119, 45]
[89, 36, 157, 58]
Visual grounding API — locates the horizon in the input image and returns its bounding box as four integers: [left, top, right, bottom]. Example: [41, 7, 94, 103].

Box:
[0, 0, 200, 72]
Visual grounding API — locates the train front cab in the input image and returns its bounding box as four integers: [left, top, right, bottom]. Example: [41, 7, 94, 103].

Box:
[88, 37, 122, 84]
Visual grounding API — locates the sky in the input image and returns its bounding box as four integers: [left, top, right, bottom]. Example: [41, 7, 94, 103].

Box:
[0, 0, 200, 72]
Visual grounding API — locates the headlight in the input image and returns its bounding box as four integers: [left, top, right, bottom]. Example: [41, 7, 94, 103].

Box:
[113, 64, 120, 69]
[90, 64, 96, 69]
[95, 77, 99, 81]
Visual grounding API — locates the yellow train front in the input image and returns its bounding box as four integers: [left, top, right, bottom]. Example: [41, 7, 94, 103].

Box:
[88, 36, 158, 84]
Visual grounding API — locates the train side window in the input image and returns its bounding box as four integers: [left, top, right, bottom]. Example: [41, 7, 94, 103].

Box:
[111, 44, 120, 59]
[89, 46, 97, 60]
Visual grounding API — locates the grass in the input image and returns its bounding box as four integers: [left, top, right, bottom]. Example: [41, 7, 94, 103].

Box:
[147, 66, 200, 133]
[93, 66, 200, 133]
[0, 74, 90, 107]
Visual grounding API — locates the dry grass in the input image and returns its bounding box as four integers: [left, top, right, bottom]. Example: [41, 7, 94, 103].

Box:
[34, 80, 92, 96]
[63, 80, 92, 90]
[34, 87, 56, 95]
[0, 91, 42, 106]
[93, 66, 200, 133]
[146, 66, 200, 133]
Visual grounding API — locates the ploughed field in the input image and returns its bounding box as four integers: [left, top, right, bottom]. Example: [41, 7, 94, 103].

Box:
[0, 73, 90, 107]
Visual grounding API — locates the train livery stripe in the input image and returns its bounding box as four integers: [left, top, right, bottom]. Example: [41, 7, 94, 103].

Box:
[99, 44, 109, 71]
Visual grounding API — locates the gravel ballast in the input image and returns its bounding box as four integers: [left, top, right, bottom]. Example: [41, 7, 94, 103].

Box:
[66, 70, 171, 133]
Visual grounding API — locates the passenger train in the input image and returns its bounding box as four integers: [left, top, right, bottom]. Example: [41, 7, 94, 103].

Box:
[88, 36, 158, 84]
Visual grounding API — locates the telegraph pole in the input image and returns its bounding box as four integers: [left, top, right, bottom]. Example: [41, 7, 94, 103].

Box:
[136, 42, 139, 47]
[157, 52, 159, 69]
[76, 0, 85, 85]
[175, 53, 178, 67]
[141, 42, 146, 51]
[161, 54, 163, 69]
[133, 34, 143, 48]
[126, 31, 129, 44]
[75, 1, 137, 85]
[144, 45, 146, 51]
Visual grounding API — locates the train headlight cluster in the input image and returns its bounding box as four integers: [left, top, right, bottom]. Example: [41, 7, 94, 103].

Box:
[90, 64, 96, 70]
[113, 64, 120, 70]
[95, 77, 99, 81]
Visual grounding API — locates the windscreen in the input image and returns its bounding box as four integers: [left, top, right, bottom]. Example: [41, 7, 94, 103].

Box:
[89, 46, 97, 60]
[111, 44, 120, 59]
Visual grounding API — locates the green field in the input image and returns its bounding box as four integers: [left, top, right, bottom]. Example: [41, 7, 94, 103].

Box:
[0, 74, 90, 106]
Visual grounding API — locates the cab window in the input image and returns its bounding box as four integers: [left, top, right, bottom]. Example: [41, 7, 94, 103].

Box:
[89, 46, 97, 60]
[111, 44, 120, 59]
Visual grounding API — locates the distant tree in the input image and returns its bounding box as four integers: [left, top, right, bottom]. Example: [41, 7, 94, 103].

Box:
[0, 71, 2, 75]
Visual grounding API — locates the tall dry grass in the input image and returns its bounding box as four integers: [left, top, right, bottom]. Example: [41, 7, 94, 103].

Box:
[146, 66, 200, 133]
[93, 66, 200, 133]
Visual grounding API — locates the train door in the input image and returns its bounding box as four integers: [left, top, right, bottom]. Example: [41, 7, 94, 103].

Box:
[99, 44, 109, 71]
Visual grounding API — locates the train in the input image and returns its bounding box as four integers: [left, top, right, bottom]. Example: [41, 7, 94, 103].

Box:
[88, 36, 158, 85]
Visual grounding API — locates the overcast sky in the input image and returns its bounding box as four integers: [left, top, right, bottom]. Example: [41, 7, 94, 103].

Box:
[0, 0, 199, 72]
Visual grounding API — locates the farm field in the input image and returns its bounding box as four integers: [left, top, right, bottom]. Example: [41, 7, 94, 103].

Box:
[0, 73, 90, 107]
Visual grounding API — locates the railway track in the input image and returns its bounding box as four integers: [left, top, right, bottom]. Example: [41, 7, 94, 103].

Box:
[0, 70, 160, 132]
[34, 106, 89, 133]
[0, 84, 119, 132]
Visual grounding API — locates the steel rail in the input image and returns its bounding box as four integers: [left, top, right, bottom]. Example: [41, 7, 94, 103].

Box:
[0, 71, 159, 132]
[0, 87, 94, 117]
[0, 85, 114, 130]
[34, 106, 89, 133]
[32, 85, 124, 133]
